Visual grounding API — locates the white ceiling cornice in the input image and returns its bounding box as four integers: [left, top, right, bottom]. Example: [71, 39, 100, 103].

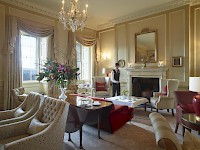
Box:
[97, 0, 200, 30]
[1, 0, 200, 31]
[0, 0, 58, 18]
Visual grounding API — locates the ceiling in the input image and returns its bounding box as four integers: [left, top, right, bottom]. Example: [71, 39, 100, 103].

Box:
[13, 0, 187, 30]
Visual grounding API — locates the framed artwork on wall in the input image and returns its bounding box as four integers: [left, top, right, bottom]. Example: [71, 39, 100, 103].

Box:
[172, 56, 182, 67]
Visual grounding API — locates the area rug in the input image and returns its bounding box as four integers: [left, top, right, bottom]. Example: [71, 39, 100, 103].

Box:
[63, 108, 200, 150]
[63, 123, 158, 150]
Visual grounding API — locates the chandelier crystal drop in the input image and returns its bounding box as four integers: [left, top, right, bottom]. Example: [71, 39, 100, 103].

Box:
[59, 0, 88, 32]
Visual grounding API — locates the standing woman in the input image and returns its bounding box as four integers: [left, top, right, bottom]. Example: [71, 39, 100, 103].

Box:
[111, 63, 120, 97]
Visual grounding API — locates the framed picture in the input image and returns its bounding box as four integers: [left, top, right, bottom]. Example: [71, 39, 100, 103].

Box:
[118, 59, 125, 68]
[172, 56, 182, 67]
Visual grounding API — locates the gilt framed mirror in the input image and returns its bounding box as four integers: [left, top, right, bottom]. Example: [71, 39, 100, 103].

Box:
[135, 28, 158, 63]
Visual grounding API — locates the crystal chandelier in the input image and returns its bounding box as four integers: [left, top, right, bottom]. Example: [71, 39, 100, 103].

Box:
[59, 0, 88, 32]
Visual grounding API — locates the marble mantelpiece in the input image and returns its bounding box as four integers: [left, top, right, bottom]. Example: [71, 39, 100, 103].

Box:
[125, 66, 168, 96]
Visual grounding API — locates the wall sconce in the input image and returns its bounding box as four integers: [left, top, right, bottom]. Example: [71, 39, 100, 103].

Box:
[128, 62, 133, 68]
[102, 68, 112, 77]
[158, 60, 164, 67]
[102, 53, 110, 61]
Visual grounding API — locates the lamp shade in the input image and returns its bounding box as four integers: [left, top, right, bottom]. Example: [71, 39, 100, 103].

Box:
[189, 77, 200, 92]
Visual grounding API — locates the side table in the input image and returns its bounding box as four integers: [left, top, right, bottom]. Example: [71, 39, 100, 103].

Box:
[181, 113, 200, 136]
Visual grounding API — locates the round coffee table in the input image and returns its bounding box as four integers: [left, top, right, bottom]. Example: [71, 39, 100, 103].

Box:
[181, 113, 200, 136]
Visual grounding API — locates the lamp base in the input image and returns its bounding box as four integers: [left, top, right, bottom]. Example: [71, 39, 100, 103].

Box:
[193, 95, 200, 116]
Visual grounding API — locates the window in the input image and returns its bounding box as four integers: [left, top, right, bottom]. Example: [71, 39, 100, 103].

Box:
[76, 42, 91, 81]
[20, 32, 47, 82]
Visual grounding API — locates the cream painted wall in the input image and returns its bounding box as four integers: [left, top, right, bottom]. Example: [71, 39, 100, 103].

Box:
[194, 7, 200, 76]
[98, 6, 191, 90]
[99, 29, 115, 75]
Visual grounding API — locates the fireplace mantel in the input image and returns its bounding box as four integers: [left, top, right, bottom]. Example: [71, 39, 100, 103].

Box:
[125, 66, 168, 95]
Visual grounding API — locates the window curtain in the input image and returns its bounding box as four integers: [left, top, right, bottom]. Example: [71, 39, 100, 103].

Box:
[3, 16, 55, 109]
[67, 33, 99, 77]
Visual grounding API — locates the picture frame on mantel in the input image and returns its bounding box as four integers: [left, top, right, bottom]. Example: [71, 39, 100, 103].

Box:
[172, 56, 182, 67]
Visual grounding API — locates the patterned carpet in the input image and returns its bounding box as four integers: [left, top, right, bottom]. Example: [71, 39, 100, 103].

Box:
[63, 107, 200, 150]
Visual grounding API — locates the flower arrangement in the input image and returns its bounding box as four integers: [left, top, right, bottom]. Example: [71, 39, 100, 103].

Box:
[121, 89, 128, 96]
[37, 59, 79, 88]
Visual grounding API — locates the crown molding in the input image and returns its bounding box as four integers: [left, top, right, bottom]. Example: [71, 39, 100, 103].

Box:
[1, 0, 200, 31]
[0, 0, 58, 18]
[96, 0, 200, 30]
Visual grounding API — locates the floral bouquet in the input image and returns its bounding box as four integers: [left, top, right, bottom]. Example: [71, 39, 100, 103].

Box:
[37, 59, 79, 88]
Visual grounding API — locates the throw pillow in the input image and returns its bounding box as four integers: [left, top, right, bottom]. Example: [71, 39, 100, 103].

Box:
[162, 85, 167, 95]
[27, 118, 49, 135]
[14, 108, 26, 117]
[96, 82, 106, 91]
[182, 130, 200, 150]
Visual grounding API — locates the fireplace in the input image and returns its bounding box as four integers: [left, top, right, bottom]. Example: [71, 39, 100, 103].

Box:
[132, 77, 159, 99]
[125, 66, 168, 97]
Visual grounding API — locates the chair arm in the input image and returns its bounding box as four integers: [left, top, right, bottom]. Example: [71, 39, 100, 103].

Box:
[153, 92, 163, 97]
[0, 110, 15, 121]
[0, 118, 31, 140]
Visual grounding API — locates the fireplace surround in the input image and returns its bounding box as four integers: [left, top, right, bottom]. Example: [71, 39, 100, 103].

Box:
[125, 67, 168, 96]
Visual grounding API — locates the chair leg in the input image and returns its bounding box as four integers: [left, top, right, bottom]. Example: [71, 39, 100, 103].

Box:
[167, 109, 169, 112]
[171, 109, 174, 116]
[68, 133, 72, 141]
[175, 122, 179, 133]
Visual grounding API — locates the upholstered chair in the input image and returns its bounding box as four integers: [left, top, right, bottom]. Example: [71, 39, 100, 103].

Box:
[91, 76, 110, 98]
[0, 92, 42, 126]
[174, 91, 197, 133]
[11, 87, 27, 108]
[0, 97, 69, 150]
[150, 79, 179, 115]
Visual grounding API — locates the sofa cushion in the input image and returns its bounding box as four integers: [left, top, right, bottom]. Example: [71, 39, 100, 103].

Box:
[27, 118, 49, 135]
[96, 82, 106, 91]
[182, 130, 200, 150]
[14, 108, 26, 117]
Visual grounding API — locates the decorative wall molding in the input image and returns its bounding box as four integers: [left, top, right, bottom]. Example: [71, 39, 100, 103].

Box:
[1, 0, 200, 31]
[0, 0, 58, 18]
[97, 0, 200, 30]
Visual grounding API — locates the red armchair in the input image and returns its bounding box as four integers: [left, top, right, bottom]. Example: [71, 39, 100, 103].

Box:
[174, 91, 197, 133]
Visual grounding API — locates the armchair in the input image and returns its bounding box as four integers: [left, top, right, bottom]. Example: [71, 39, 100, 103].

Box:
[150, 79, 179, 115]
[0, 97, 69, 150]
[0, 92, 41, 126]
[11, 87, 27, 108]
[91, 76, 110, 98]
[174, 91, 197, 133]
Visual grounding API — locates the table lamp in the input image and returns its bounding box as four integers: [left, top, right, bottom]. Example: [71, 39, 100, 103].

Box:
[189, 77, 200, 116]
[102, 68, 112, 77]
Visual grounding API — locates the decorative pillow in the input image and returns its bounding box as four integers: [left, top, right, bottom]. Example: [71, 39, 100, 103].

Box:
[14, 108, 26, 117]
[182, 130, 200, 150]
[96, 82, 106, 91]
[162, 85, 167, 95]
[27, 118, 49, 135]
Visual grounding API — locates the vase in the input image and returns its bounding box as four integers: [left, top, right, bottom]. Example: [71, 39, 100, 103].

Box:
[192, 95, 200, 116]
[59, 88, 67, 100]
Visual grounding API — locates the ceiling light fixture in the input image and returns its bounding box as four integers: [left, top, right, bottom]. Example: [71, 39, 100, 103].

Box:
[59, 0, 88, 32]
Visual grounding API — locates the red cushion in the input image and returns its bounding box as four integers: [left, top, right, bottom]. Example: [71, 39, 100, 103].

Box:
[96, 82, 106, 91]
[162, 85, 167, 95]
